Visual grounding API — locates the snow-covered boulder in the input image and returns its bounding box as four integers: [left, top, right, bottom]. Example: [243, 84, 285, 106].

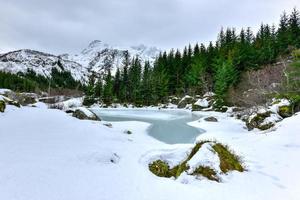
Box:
[246, 109, 281, 131]
[192, 98, 210, 111]
[72, 107, 101, 121]
[52, 97, 83, 111]
[177, 95, 195, 108]
[203, 92, 215, 98]
[191, 92, 216, 111]
[148, 141, 244, 182]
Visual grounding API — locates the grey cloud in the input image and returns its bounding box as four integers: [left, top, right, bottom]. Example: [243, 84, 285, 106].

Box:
[0, 0, 299, 54]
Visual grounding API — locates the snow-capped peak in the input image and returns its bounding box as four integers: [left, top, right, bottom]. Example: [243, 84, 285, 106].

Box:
[68, 40, 160, 75]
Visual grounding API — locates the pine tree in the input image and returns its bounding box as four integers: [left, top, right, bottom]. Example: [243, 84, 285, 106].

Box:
[141, 61, 153, 105]
[194, 43, 200, 56]
[288, 8, 300, 48]
[113, 67, 121, 100]
[214, 58, 238, 106]
[128, 56, 142, 104]
[103, 69, 113, 105]
[94, 78, 103, 99]
[120, 51, 130, 102]
[277, 11, 290, 53]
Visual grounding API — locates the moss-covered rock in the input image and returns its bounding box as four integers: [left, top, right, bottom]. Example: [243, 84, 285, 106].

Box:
[149, 142, 205, 178]
[212, 143, 244, 173]
[0, 100, 6, 112]
[278, 105, 293, 118]
[148, 141, 245, 182]
[246, 111, 274, 131]
[192, 166, 220, 182]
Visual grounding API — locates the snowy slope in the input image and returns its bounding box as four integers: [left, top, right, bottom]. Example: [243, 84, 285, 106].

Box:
[0, 104, 300, 200]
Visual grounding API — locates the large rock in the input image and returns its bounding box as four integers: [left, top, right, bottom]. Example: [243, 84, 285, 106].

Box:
[0, 95, 21, 108]
[0, 100, 6, 112]
[2, 91, 37, 106]
[72, 107, 101, 121]
[177, 95, 195, 108]
[192, 98, 211, 111]
[246, 111, 275, 131]
[192, 92, 215, 111]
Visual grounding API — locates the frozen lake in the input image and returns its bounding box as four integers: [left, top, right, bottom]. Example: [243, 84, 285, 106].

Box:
[92, 109, 204, 144]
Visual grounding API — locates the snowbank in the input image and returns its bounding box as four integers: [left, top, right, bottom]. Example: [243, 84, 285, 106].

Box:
[0, 105, 299, 200]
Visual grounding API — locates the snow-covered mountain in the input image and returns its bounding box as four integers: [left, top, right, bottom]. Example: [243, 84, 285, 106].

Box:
[62, 40, 160, 75]
[0, 41, 160, 83]
[0, 49, 88, 82]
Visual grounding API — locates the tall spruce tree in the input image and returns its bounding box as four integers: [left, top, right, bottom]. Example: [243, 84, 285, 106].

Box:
[103, 69, 113, 105]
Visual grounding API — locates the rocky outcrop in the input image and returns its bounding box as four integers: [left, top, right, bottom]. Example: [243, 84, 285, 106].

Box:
[0, 94, 21, 108]
[1, 90, 37, 106]
[72, 107, 101, 121]
[177, 95, 195, 108]
[192, 92, 215, 111]
[148, 141, 244, 182]
[246, 111, 278, 131]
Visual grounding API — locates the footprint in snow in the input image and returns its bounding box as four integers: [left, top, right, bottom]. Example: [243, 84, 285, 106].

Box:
[79, 152, 120, 164]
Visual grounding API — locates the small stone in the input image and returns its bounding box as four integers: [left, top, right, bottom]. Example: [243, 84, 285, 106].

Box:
[103, 123, 113, 128]
[124, 130, 132, 134]
[204, 116, 218, 122]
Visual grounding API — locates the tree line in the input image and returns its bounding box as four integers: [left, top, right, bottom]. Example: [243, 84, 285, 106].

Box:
[85, 8, 300, 107]
[0, 68, 82, 93]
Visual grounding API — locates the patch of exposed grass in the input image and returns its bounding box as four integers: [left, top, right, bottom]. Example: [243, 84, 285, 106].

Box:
[192, 166, 220, 182]
[171, 140, 210, 178]
[148, 160, 172, 178]
[212, 143, 244, 173]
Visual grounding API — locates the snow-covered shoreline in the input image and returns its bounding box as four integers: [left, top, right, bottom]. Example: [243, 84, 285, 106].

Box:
[0, 102, 300, 200]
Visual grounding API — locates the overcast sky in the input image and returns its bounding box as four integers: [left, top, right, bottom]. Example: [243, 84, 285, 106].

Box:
[0, 0, 299, 54]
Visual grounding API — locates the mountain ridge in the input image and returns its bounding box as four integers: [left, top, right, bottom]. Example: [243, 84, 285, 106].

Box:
[0, 41, 161, 83]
